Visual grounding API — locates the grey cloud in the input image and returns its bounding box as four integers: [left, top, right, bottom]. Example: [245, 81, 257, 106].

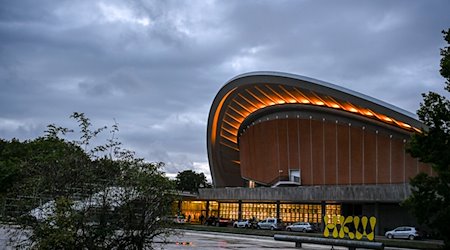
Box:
[1, 0, 449, 180]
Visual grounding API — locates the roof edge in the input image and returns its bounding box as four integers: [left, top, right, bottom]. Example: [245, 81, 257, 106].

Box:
[225, 71, 418, 120]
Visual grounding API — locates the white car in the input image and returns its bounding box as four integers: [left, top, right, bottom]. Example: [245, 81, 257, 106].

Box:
[257, 218, 284, 230]
[286, 222, 314, 232]
[233, 219, 252, 228]
[385, 226, 420, 240]
[172, 216, 186, 224]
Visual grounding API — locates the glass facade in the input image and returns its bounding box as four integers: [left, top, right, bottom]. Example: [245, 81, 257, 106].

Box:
[209, 201, 219, 217]
[219, 203, 239, 220]
[242, 203, 276, 220]
[178, 200, 341, 224]
[325, 204, 341, 222]
[280, 204, 321, 223]
[180, 201, 207, 223]
[279, 204, 341, 223]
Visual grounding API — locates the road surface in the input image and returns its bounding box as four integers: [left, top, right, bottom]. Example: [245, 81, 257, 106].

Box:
[152, 230, 416, 250]
[0, 226, 422, 249]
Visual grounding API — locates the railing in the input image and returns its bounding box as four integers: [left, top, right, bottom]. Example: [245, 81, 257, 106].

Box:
[274, 235, 384, 250]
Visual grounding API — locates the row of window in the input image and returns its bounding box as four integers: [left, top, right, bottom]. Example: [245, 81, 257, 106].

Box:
[177, 201, 341, 223]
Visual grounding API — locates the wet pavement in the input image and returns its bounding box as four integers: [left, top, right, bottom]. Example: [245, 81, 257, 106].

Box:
[0, 226, 423, 249]
[152, 230, 347, 249]
[151, 230, 422, 250]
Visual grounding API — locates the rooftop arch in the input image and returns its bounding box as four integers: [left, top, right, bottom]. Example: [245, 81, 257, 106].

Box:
[207, 72, 422, 187]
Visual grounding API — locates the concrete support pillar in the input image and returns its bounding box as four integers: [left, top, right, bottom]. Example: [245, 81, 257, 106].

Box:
[375, 202, 380, 236]
[205, 200, 210, 218]
[276, 200, 281, 219]
[218, 202, 221, 217]
[178, 200, 182, 214]
[238, 200, 242, 220]
[321, 201, 326, 232]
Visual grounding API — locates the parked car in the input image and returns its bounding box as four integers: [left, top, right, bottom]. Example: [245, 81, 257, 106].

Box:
[172, 215, 186, 224]
[385, 226, 421, 240]
[233, 219, 252, 228]
[162, 215, 185, 224]
[286, 222, 315, 232]
[204, 216, 218, 226]
[257, 218, 284, 230]
[217, 217, 231, 226]
[205, 216, 230, 227]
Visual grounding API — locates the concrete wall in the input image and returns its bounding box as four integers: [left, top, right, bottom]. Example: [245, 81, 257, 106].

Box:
[363, 203, 418, 235]
[198, 184, 411, 203]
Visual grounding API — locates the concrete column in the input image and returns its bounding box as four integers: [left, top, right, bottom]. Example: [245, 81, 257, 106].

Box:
[276, 200, 281, 219]
[218, 202, 221, 217]
[206, 200, 210, 218]
[321, 201, 326, 232]
[238, 200, 242, 220]
[375, 202, 380, 236]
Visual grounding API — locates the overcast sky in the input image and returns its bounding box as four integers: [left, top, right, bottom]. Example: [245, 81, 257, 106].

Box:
[1, 0, 449, 181]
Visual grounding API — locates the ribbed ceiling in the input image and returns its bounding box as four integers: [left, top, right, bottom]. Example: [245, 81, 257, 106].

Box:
[218, 83, 419, 153]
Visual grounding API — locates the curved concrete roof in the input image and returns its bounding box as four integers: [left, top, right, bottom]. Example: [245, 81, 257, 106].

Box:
[207, 71, 423, 187]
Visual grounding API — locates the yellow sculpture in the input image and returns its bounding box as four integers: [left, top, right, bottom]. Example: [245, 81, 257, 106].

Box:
[323, 215, 376, 241]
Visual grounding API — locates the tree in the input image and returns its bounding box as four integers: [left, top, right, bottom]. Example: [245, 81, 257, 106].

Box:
[1, 113, 177, 249]
[175, 170, 211, 193]
[0, 139, 24, 194]
[405, 29, 450, 248]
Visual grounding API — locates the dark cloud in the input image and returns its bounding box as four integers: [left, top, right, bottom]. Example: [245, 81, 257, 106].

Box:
[1, 0, 449, 180]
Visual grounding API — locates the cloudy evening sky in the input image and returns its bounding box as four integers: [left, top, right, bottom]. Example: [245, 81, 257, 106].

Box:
[1, 0, 449, 181]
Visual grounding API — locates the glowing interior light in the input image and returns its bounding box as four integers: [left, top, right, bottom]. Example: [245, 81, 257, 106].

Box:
[383, 117, 392, 122]
[316, 101, 324, 105]
[365, 111, 374, 116]
[401, 123, 411, 128]
[267, 85, 289, 103]
[348, 107, 358, 112]
[331, 103, 340, 108]
[301, 99, 310, 103]
[269, 102, 276, 105]
[289, 99, 296, 103]
[278, 100, 285, 104]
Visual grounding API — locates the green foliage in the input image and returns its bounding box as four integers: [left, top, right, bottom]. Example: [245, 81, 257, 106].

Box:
[441, 30, 450, 91]
[0, 139, 23, 194]
[409, 91, 450, 173]
[175, 170, 211, 193]
[0, 112, 177, 249]
[29, 197, 79, 250]
[406, 29, 450, 248]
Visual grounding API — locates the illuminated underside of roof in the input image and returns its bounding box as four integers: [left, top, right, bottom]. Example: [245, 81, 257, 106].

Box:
[207, 72, 423, 187]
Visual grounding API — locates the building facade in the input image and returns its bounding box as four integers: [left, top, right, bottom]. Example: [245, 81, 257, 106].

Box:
[184, 72, 429, 234]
